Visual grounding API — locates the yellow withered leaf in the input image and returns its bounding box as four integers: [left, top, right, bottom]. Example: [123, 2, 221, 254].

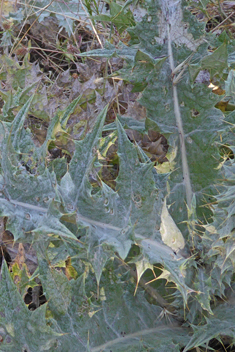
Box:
[160, 198, 185, 252]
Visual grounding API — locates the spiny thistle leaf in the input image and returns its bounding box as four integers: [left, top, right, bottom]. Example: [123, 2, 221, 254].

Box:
[183, 296, 235, 352]
[36, 247, 190, 351]
[69, 104, 109, 203]
[81, 0, 230, 319]
[1, 0, 235, 350]
[0, 260, 61, 351]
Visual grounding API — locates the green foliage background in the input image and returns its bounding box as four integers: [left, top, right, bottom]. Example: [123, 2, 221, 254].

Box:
[0, 0, 235, 351]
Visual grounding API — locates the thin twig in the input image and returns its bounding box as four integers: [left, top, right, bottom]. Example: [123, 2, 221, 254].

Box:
[211, 11, 235, 33]
[78, 0, 103, 48]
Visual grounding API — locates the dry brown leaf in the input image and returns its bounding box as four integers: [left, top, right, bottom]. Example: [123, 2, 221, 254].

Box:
[14, 243, 26, 269]
[126, 129, 168, 162]
[100, 129, 169, 188]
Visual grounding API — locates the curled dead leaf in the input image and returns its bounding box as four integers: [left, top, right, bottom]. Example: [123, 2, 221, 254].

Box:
[126, 129, 169, 162]
[100, 129, 169, 189]
[160, 199, 185, 252]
